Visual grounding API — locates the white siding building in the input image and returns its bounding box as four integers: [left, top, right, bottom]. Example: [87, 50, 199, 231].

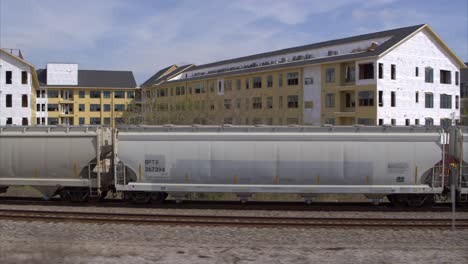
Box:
[0, 49, 38, 125]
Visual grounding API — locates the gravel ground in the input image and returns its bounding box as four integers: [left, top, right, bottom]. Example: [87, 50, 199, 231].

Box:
[0, 204, 467, 219]
[0, 219, 467, 264]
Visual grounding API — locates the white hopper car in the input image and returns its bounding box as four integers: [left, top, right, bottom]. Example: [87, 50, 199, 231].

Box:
[0, 125, 465, 206]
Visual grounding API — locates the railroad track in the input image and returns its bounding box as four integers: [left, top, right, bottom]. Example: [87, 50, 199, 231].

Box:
[0, 197, 465, 212]
[0, 208, 467, 229]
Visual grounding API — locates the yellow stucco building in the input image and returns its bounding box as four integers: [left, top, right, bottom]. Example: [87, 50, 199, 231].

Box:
[36, 64, 137, 126]
[140, 24, 465, 127]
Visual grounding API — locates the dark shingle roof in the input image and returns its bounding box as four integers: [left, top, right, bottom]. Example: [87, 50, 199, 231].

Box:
[37, 69, 137, 88]
[156, 24, 425, 85]
[188, 24, 425, 72]
[140, 65, 177, 87]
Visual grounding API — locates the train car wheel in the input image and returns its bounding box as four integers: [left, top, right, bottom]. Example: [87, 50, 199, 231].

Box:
[150, 192, 165, 203]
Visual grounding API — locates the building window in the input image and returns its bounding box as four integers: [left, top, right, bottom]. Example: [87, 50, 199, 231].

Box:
[115, 91, 125, 98]
[90, 91, 101, 98]
[287, 72, 299, 85]
[207, 82, 213, 93]
[358, 91, 374, 106]
[48, 90, 59, 98]
[41, 117, 45, 124]
[279, 74, 283, 87]
[440, 70, 451, 84]
[36, 117, 40, 125]
[115, 118, 123, 125]
[236, 79, 241, 90]
[391, 119, 396, 125]
[456, 71, 459, 86]
[378, 91, 383, 107]
[90, 118, 101, 125]
[415, 119, 420, 125]
[357, 118, 373, 125]
[325, 93, 335, 108]
[79, 104, 85, 112]
[391, 64, 396, 80]
[223, 117, 233, 125]
[287, 95, 299, 108]
[415, 67, 419, 77]
[253, 77, 262, 88]
[304, 77, 314, 85]
[6, 118, 12, 125]
[267, 75, 273, 87]
[194, 83, 205, 94]
[378, 119, 384, 126]
[405, 119, 410, 126]
[115, 104, 125, 112]
[79, 91, 85, 98]
[391, 91, 396, 107]
[378, 63, 383, 79]
[103, 91, 111, 98]
[344, 65, 355, 82]
[36, 90, 41, 98]
[425, 67, 434, 83]
[22, 94, 28, 107]
[104, 117, 111, 125]
[21, 71, 28, 84]
[279, 96, 283, 109]
[245, 78, 250, 89]
[236, 98, 241, 109]
[41, 90, 46, 98]
[79, 117, 85, 125]
[128, 91, 135, 98]
[416, 91, 419, 103]
[325, 68, 335, 83]
[456, 95, 459, 109]
[359, 63, 374, 79]
[224, 81, 232, 92]
[6, 94, 12, 107]
[266, 96, 273, 109]
[48, 118, 58, 125]
[224, 99, 232, 110]
[252, 97, 262, 109]
[425, 93, 434, 108]
[22, 118, 28, 126]
[90, 104, 101, 112]
[440, 94, 452, 109]
[42, 104, 45, 111]
[425, 118, 434, 126]
[36, 104, 40, 111]
[5, 71, 12, 84]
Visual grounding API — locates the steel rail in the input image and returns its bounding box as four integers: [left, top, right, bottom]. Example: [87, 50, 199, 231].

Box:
[0, 209, 466, 229]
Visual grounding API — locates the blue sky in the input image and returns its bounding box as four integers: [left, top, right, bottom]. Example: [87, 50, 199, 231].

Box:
[0, 0, 467, 85]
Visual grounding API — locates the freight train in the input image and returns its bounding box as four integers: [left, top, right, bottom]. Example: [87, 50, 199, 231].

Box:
[0, 125, 467, 206]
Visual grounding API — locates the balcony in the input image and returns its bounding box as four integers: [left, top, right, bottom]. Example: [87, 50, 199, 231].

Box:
[59, 112, 74, 117]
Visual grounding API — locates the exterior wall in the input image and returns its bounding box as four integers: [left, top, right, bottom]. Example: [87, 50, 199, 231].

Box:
[46, 63, 78, 85]
[302, 65, 321, 125]
[377, 29, 461, 126]
[0, 52, 33, 125]
[460, 68, 468, 124]
[320, 61, 378, 125]
[45, 87, 136, 127]
[35, 88, 48, 125]
[145, 68, 303, 125]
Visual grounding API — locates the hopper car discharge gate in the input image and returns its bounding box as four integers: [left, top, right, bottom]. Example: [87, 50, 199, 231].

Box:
[113, 125, 450, 206]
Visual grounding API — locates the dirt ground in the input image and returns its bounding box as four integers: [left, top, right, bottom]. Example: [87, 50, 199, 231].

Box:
[0, 218, 467, 264]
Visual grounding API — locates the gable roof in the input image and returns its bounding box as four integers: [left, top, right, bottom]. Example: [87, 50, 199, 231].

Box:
[140, 64, 178, 87]
[0, 48, 40, 89]
[37, 69, 137, 88]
